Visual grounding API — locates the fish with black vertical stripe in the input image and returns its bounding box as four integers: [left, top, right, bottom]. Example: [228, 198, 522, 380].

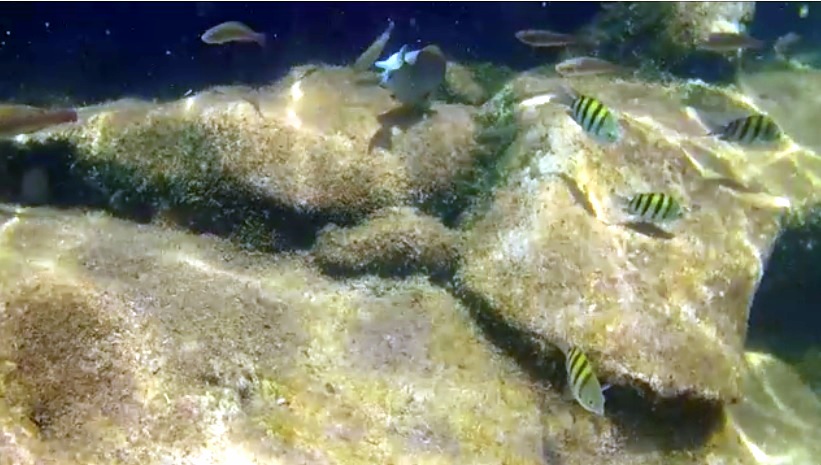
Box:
[624, 192, 684, 223]
[550, 85, 622, 144]
[709, 113, 783, 146]
[564, 345, 607, 416]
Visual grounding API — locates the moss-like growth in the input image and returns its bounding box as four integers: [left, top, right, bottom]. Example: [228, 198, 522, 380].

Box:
[439, 61, 516, 106]
[574, 2, 755, 80]
[313, 206, 459, 280]
[8, 66, 483, 253]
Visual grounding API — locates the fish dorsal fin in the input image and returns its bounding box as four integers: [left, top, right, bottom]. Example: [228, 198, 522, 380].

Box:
[404, 49, 422, 65]
[397, 44, 410, 63]
[375, 45, 408, 72]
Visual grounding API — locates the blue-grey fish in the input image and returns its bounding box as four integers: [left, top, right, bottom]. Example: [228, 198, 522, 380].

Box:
[551, 85, 622, 144]
[201, 21, 266, 47]
[624, 192, 684, 223]
[709, 113, 783, 145]
[374, 44, 446, 106]
[564, 345, 607, 416]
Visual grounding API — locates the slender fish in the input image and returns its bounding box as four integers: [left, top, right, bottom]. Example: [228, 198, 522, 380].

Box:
[555, 56, 625, 77]
[201, 21, 266, 47]
[515, 29, 578, 48]
[625, 192, 684, 223]
[0, 104, 78, 138]
[697, 32, 764, 53]
[565, 346, 606, 416]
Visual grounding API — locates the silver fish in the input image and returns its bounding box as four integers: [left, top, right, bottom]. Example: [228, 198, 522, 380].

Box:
[697, 32, 764, 53]
[375, 44, 446, 106]
[555, 56, 625, 77]
[515, 29, 578, 48]
[201, 21, 266, 47]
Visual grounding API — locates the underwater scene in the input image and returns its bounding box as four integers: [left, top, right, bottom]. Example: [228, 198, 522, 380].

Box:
[0, 1, 820, 464]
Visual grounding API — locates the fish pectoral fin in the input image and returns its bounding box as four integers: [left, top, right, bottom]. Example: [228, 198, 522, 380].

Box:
[601, 383, 612, 393]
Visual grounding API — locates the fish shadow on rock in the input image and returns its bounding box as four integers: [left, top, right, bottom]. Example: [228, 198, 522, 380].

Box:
[622, 221, 676, 240]
[557, 173, 599, 219]
[368, 104, 433, 153]
[604, 387, 724, 455]
[450, 284, 724, 456]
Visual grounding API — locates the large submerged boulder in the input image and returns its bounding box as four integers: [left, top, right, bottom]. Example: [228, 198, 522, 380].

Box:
[458, 72, 820, 403]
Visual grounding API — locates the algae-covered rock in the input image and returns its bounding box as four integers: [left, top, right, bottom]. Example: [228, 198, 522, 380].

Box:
[738, 69, 821, 153]
[313, 206, 459, 278]
[458, 73, 821, 403]
[0, 206, 543, 464]
[8, 65, 481, 251]
[0, 205, 779, 465]
[442, 61, 516, 106]
[578, 2, 755, 76]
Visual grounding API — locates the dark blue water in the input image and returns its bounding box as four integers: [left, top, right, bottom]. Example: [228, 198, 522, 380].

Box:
[0, 2, 814, 105]
[0, 1, 600, 104]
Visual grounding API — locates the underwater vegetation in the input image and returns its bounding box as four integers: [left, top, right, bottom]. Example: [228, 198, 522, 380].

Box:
[0, 2, 820, 465]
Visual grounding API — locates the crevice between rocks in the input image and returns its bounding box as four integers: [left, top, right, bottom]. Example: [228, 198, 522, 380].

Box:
[449, 283, 726, 455]
[0, 139, 362, 253]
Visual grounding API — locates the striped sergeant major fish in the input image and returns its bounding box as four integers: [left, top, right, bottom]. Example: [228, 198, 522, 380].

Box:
[550, 84, 622, 144]
[558, 342, 609, 416]
[709, 113, 783, 145]
[624, 192, 684, 223]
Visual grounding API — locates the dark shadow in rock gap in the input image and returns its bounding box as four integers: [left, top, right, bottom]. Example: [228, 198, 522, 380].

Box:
[449, 283, 724, 456]
[0, 139, 361, 253]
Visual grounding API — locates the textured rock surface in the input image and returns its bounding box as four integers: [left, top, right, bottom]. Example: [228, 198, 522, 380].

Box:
[10, 66, 480, 251]
[1, 56, 820, 465]
[0, 207, 539, 464]
[576, 2, 756, 75]
[0, 206, 766, 465]
[458, 73, 820, 402]
[313, 206, 459, 278]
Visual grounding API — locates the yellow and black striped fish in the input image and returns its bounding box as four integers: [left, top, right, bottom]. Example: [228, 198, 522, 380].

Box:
[625, 192, 683, 223]
[565, 346, 606, 416]
[711, 113, 782, 145]
[569, 94, 622, 144]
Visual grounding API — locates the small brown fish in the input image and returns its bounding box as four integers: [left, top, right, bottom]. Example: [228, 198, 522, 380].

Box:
[0, 104, 78, 138]
[515, 29, 578, 48]
[201, 21, 266, 47]
[555, 56, 625, 77]
[697, 32, 764, 53]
